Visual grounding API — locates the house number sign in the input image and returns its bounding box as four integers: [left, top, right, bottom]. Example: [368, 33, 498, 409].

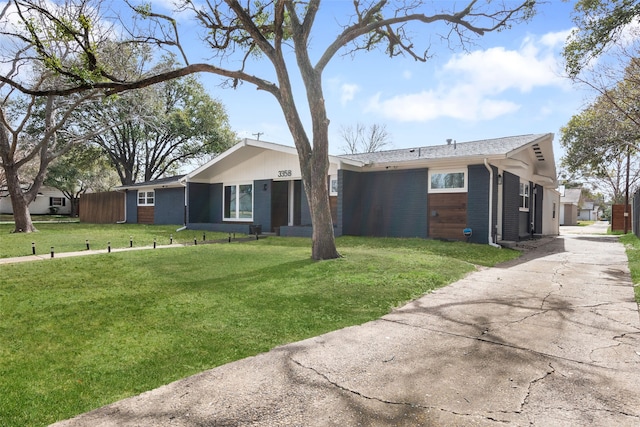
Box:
[277, 170, 292, 177]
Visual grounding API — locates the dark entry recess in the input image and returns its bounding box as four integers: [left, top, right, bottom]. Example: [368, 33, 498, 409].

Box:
[271, 181, 289, 232]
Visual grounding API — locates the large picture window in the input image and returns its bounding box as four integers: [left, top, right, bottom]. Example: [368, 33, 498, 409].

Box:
[428, 169, 467, 193]
[138, 191, 154, 206]
[224, 183, 253, 220]
[519, 181, 530, 211]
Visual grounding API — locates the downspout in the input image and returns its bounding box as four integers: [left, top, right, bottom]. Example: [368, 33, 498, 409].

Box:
[176, 177, 188, 232]
[484, 159, 501, 248]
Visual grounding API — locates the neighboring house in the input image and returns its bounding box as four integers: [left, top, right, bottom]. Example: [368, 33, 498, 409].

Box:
[0, 185, 72, 215]
[559, 187, 581, 226]
[116, 175, 186, 225]
[116, 133, 560, 245]
[577, 200, 600, 221]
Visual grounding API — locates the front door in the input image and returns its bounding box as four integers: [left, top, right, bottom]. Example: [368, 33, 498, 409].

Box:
[271, 181, 289, 232]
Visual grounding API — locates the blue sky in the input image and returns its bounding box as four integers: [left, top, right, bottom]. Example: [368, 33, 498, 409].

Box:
[1, 0, 588, 161]
[157, 0, 584, 161]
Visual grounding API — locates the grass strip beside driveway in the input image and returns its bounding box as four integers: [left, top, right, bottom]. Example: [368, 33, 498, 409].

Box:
[620, 233, 640, 304]
[0, 236, 519, 426]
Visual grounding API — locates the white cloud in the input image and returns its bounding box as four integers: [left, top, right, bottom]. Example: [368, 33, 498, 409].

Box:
[366, 88, 520, 122]
[539, 29, 573, 49]
[340, 83, 359, 106]
[365, 33, 569, 123]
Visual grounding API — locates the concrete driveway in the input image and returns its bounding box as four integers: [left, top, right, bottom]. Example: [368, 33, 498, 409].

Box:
[560, 220, 611, 235]
[52, 229, 640, 426]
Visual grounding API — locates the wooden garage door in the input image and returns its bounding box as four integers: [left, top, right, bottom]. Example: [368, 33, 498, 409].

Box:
[428, 193, 467, 240]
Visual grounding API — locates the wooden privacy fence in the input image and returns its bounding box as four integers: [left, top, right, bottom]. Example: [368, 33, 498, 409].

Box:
[611, 204, 632, 232]
[79, 191, 124, 224]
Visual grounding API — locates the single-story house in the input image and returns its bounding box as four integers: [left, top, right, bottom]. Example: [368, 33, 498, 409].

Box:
[116, 133, 559, 245]
[559, 187, 581, 226]
[116, 175, 187, 225]
[0, 185, 72, 215]
[577, 200, 600, 221]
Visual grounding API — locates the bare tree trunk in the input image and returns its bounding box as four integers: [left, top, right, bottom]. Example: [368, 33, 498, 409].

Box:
[305, 151, 339, 260]
[4, 164, 36, 233]
[70, 197, 80, 217]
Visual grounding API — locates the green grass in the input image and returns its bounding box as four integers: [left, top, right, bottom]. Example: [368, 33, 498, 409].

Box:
[0, 223, 229, 258]
[0, 231, 520, 426]
[619, 233, 640, 304]
[0, 214, 79, 223]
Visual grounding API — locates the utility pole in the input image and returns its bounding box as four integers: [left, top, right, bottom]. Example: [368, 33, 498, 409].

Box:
[625, 146, 631, 234]
[252, 132, 263, 140]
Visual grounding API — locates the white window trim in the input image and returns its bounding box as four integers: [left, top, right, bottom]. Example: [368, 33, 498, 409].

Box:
[50, 197, 66, 207]
[223, 182, 254, 222]
[329, 175, 338, 196]
[137, 190, 155, 206]
[428, 168, 468, 193]
[519, 181, 530, 212]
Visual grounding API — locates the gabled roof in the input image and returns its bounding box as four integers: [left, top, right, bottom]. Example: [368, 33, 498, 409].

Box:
[186, 138, 363, 182]
[338, 134, 551, 164]
[561, 188, 582, 205]
[116, 175, 186, 190]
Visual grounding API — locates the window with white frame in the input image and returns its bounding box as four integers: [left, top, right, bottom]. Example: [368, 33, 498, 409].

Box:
[49, 197, 66, 207]
[519, 181, 530, 211]
[224, 183, 253, 220]
[428, 169, 467, 193]
[138, 190, 155, 206]
[329, 175, 338, 196]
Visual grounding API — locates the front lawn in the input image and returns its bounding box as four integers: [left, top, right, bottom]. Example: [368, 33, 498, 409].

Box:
[0, 223, 225, 258]
[0, 233, 520, 426]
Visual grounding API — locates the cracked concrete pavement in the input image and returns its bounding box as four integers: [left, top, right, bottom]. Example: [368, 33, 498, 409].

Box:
[51, 223, 640, 426]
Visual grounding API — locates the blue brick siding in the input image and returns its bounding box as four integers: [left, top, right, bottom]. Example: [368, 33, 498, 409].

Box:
[336, 170, 344, 236]
[300, 184, 311, 226]
[341, 168, 428, 237]
[466, 164, 496, 244]
[187, 182, 214, 223]
[125, 191, 137, 223]
[253, 179, 272, 231]
[154, 187, 185, 225]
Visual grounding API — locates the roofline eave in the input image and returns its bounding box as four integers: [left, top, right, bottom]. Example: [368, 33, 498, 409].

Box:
[363, 154, 508, 170]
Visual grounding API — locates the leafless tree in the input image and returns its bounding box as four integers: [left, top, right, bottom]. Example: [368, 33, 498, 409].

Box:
[0, 0, 537, 257]
[340, 123, 391, 154]
[0, 2, 109, 232]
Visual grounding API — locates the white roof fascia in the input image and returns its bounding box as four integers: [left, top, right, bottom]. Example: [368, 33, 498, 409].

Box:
[186, 139, 251, 179]
[505, 133, 553, 158]
[187, 138, 365, 181]
[361, 153, 508, 170]
[116, 181, 184, 191]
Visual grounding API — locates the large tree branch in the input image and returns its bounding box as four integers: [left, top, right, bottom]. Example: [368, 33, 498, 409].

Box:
[316, 0, 533, 72]
[0, 63, 279, 97]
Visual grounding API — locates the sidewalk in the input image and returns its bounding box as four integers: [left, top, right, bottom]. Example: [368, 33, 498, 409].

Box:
[51, 231, 640, 426]
[0, 236, 260, 265]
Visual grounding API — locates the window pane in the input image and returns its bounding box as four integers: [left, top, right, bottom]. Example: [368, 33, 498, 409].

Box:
[445, 173, 464, 188]
[431, 172, 464, 189]
[147, 191, 154, 205]
[138, 192, 145, 204]
[224, 185, 236, 218]
[238, 184, 252, 218]
[431, 174, 444, 189]
[331, 179, 338, 194]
